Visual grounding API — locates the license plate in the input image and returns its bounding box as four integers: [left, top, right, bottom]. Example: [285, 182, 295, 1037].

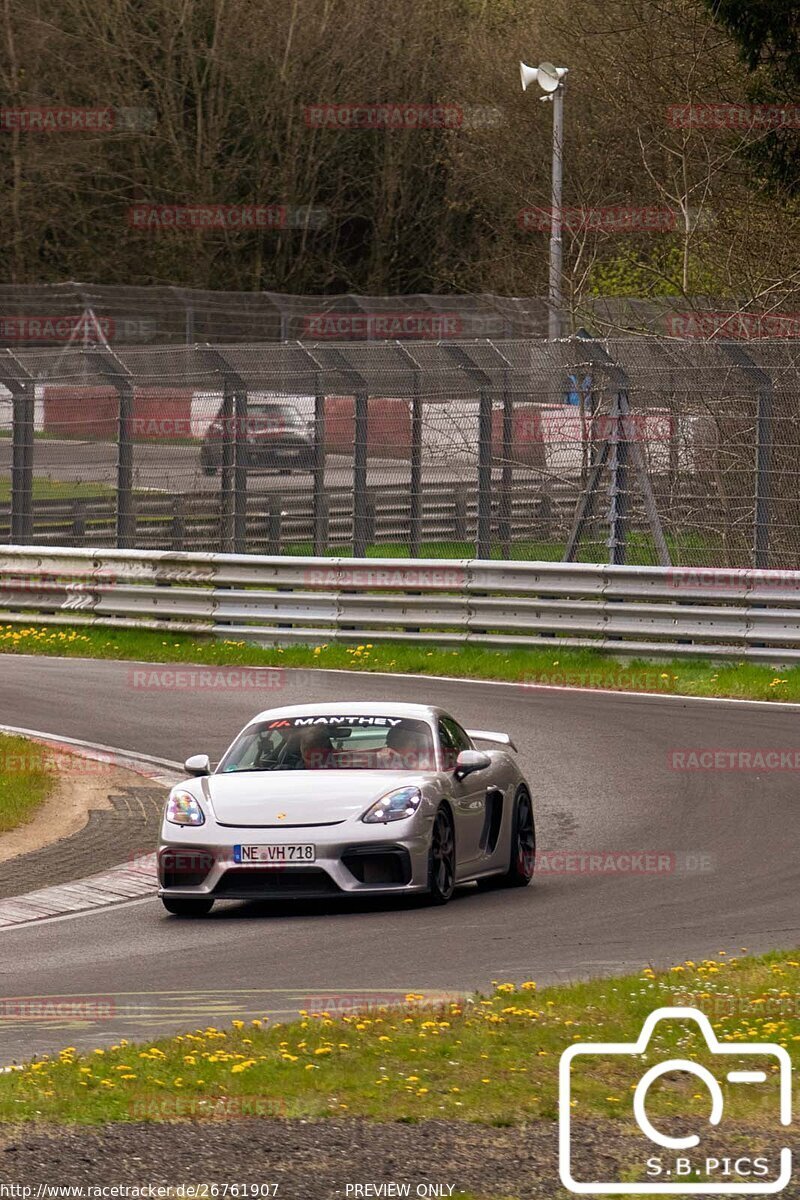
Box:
[234, 844, 316, 864]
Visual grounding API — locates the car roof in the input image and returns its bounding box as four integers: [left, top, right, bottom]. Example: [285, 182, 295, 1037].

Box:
[245, 700, 442, 726]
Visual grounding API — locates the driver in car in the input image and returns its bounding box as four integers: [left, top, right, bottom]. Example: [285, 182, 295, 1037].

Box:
[378, 725, 433, 770]
[299, 726, 337, 769]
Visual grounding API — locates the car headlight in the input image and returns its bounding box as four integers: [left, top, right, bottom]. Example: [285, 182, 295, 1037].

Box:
[362, 785, 422, 824]
[166, 789, 205, 826]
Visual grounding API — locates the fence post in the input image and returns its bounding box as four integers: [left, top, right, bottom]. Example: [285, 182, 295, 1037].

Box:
[219, 376, 234, 551]
[10, 382, 34, 543]
[353, 390, 369, 556]
[753, 383, 772, 569]
[117, 379, 135, 548]
[499, 367, 513, 558]
[233, 383, 248, 554]
[477, 387, 493, 559]
[607, 391, 629, 565]
[171, 495, 186, 550]
[312, 382, 327, 556]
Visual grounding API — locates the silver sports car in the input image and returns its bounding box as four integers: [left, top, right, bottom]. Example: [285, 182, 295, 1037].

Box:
[158, 701, 535, 915]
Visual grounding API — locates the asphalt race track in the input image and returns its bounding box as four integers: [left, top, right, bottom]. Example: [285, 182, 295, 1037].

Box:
[1, 656, 798, 1063]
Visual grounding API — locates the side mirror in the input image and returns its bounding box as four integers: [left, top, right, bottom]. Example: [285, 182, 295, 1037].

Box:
[184, 753, 211, 777]
[454, 749, 491, 781]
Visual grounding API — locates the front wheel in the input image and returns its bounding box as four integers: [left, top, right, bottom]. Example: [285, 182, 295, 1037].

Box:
[161, 897, 214, 917]
[426, 806, 456, 905]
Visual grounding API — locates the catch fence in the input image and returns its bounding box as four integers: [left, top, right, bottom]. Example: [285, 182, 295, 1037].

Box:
[1, 335, 799, 569]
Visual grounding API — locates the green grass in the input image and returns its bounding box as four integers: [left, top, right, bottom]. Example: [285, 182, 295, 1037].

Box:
[0, 478, 115, 503]
[1, 624, 798, 703]
[1, 949, 796, 1124]
[0, 732, 54, 833]
[284, 530, 723, 566]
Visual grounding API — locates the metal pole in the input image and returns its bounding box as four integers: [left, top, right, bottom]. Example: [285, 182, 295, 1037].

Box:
[312, 381, 327, 556]
[410, 379, 422, 557]
[353, 391, 369, 556]
[499, 367, 513, 558]
[477, 388, 493, 558]
[220, 378, 234, 551]
[548, 85, 564, 341]
[11, 385, 34, 542]
[607, 391, 629, 565]
[753, 385, 772, 569]
[233, 384, 248, 553]
[117, 380, 135, 548]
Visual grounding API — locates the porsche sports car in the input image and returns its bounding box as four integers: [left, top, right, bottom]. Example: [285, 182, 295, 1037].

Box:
[158, 701, 535, 915]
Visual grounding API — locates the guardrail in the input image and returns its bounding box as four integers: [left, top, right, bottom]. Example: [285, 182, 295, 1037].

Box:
[2, 544, 800, 661]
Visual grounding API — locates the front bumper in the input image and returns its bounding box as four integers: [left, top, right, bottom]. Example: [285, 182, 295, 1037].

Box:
[158, 823, 431, 900]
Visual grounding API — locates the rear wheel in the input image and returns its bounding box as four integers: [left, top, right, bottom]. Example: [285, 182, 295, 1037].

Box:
[480, 788, 535, 890]
[161, 897, 214, 917]
[426, 806, 456, 905]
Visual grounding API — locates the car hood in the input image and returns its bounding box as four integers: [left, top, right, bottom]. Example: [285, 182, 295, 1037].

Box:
[202, 770, 424, 827]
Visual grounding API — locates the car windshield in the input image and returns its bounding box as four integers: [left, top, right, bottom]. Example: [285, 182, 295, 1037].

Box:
[218, 717, 436, 772]
[248, 403, 303, 425]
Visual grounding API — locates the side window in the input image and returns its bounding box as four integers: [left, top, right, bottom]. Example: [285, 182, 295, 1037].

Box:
[442, 717, 471, 753]
[438, 718, 470, 769]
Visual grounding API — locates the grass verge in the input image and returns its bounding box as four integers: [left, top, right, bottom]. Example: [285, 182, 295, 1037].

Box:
[0, 732, 54, 833]
[1, 950, 796, 1124]
[0, 624, 798, 703]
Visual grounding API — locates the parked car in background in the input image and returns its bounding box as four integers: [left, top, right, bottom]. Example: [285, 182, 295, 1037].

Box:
[200, 399, 317, 474]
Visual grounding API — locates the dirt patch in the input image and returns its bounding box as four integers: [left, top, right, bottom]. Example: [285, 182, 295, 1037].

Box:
[0, 746, 151, 866]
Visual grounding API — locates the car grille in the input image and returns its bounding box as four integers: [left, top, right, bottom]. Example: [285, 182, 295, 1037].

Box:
[213, 868, 341, 898]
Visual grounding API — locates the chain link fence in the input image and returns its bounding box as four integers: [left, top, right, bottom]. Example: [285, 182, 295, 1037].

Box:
[1, 334, 798, 568]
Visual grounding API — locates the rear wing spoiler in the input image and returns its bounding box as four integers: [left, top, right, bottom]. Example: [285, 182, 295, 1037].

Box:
[466, 729, 517, 752]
